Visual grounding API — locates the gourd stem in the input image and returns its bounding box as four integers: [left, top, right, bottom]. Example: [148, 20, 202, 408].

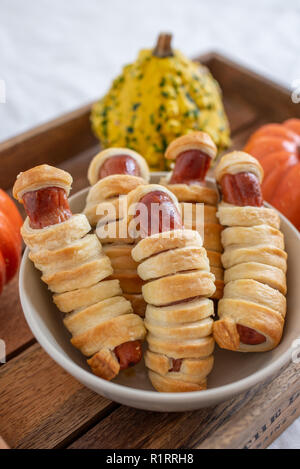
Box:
[153, 33, 173, 58]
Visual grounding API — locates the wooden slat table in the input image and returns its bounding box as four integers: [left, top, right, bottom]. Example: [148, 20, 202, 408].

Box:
[0, 53, 299, 449]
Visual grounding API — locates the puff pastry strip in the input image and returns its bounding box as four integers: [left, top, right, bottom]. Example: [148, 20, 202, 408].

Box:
[222, 225, 284, 250]
[14, 165, 146, 381]
[84, 175, 144, 226]
[222, 245, 287, 272]
[160, 180, 218, 205]
[217, 202, 280, 229]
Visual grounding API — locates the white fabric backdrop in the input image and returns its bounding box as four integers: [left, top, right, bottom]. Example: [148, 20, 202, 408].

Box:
[0, 0, 299, 449]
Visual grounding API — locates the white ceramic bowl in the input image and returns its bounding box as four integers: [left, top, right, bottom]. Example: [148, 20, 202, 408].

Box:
[19, 176, 300, 411]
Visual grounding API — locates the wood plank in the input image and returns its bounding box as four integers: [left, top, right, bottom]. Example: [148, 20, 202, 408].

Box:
[196, 55, 259, 136]
[69, 362, 299, 450]
[223, 93, 258, 135]
[206, 53, 300, 121]
[0, 343, 116, 449]
[200, 362, 300, 449]
[229, 118, 268, 151]
[0, 104, 97, 190]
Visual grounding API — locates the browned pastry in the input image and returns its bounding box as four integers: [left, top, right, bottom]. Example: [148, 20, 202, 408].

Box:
[13, 165, 146, 380]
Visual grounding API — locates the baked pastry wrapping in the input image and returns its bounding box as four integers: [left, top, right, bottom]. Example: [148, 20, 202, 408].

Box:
[83, 148, 150, 316]
[128, 184, 216, 392]
[213, 151, 287, 352]
[161, 132, 223, 299]
[14, 165, 146, 380]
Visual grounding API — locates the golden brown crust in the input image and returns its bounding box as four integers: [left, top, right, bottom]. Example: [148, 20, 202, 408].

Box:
[203, 223, 223, 252]
[16, 164, 147, 382]
[123, 293, 147, 318]
[165, 132, 217, 161]
[87, 175, 145, 203]
[64, 296, 132, 336]
[215, 151, 264, 184]
[161, 181, 218, 205]
[84, 175, 144, 227]
[142, 270, 216, 306]
[221, 245, 287, 272]
[103, 244, 138, 271]
[223, 279, 286, 317]
[146, 352, 213, 390]
[53, 279, 121, 313]
[126, 184, 180, 233]
[217, 202, 280, 229]
[13, 164, 72, 202]
[108, 270, 144, 294]
[29, 234, 102, 274]
[180, 202, 218, 225]
[146, 350, 214, 379]
[137, 246, 209, 281]
[132, 229, 202, 262]
[97, 218, 136, 245]
[42, 256, 113, 293]
[71, 313, 146, 356]
[87, 349, 120, 381]
[224, 262, 287, 295]
[127, 182, 216, 392]
[84, 196, 121, 227]
[213, 317, 240, 351]
[146, 297, 214, 324]
[206, 250, 222, 268]
[146, 317, 213, 342]
[21, 214, 91, 252]
[211, 279, 224, 300]
[87, 148, 150, 186]
[148, 370, 207, 392]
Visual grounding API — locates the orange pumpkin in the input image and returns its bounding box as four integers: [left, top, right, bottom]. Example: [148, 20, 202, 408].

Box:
[244, 119, 300, 230]
[0, 189, 23, 294]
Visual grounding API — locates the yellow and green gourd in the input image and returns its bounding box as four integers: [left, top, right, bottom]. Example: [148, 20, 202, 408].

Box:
[91, 34, 231, 170]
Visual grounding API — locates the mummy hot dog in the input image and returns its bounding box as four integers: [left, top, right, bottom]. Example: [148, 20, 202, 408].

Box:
[83, 149, 150, 317]
[13, 165, 146, 380]
[213, 152, 287, 352]
[126, 184, 216, 392]
[160, 132, 224, 299]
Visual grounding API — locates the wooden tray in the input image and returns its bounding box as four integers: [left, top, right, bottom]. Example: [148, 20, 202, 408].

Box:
[0, 52, 299, 450]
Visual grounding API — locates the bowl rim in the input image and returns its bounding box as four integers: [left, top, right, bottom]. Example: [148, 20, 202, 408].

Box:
[19, 184, 300, 405]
